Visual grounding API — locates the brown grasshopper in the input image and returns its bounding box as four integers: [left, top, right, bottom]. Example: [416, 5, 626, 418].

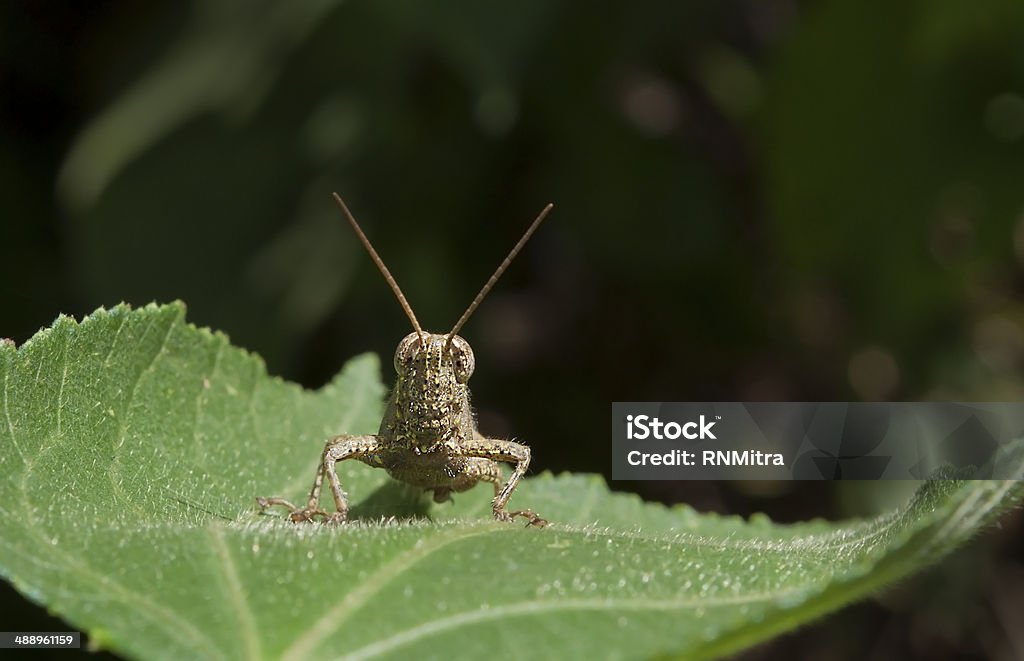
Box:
[257, 193, 552, 527]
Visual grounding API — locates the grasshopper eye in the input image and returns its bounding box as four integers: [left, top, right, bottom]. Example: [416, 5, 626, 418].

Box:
[394, 332, 422, 372]
[447, 335, 475, 383]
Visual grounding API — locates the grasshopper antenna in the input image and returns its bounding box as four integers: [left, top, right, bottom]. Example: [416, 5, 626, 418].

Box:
[332, 193, 425, 344]
[446, 203, 554, 350]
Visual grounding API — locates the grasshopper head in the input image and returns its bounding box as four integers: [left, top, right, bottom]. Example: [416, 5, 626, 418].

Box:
[392, 332, 474, 433]
[394, 332, 475, 384]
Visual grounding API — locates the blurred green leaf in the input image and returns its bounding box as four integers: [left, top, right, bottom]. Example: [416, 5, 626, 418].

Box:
[0, 303, 1021, 660]
[57, 0, 342, 211]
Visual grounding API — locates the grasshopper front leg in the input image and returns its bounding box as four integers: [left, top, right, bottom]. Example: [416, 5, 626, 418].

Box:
[257, 434, 381, 524]
[457, 438, 547, 527]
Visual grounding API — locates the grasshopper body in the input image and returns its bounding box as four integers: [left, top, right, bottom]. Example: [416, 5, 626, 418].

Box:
[258, 195, 552, 526]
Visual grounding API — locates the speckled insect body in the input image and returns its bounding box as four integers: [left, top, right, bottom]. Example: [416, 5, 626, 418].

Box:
[257, 195, 552, 527]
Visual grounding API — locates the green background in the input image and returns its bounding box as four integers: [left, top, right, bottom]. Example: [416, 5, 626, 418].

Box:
[2, 1, 1023, 658]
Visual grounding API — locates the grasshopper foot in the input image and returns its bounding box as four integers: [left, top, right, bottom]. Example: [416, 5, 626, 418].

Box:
[517, 511, 549, 528]
[256, 496, 331, 523]
[289, 508, 331, 523]
[495, 508, 548, 528]
[324, 511, 348, 525]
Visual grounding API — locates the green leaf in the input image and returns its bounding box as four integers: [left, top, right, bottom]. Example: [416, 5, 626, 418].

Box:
[1, 302, 1021, 660]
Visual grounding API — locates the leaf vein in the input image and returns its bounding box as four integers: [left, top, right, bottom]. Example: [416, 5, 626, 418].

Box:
[101, 313, 129, 367]
[56, 334, 68, 437]
[3, 363, 26, 465]
[282, 524, 509, 660]
[209, 526, 261, 660]
[109, 313, 177, 513]
[190, 340, 223, 467]
[337, 593, 810, 661]
[1, 519, 224, 659]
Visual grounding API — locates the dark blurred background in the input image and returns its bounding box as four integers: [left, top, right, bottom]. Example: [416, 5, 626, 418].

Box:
[2, 1, 1023, 658]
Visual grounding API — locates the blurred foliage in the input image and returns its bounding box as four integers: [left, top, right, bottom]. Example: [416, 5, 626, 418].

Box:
[2, 0, 1024, 658]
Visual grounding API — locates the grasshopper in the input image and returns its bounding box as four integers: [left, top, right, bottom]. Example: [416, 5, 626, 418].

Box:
[257, 194, 552, 527]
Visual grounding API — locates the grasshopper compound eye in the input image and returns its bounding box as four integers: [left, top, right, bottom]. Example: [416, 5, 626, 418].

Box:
[394, 332, 422, 372]
[447, 335, 475, 383]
